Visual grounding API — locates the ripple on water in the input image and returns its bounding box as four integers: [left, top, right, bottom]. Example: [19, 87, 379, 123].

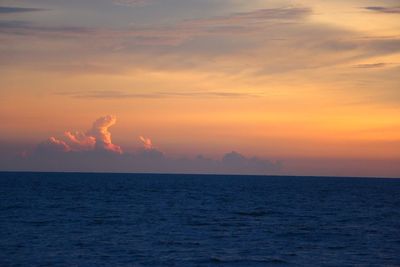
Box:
[1, 173, 400, 267]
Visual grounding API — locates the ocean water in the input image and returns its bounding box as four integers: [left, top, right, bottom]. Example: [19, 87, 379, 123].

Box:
[0, 172, 399, 267]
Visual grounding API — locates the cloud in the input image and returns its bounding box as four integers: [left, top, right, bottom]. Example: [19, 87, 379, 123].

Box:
[142, 7, 312, 42]
[64, 131, 96, 151]
[184, 7, 311, 27]
[112, 0, 151, 7]
[36, 137, 71, 154]
[87, 115, 123, 154]
[220, 151, 282, 174]
[1, 5, 397, 73]
[354, 63, 388, 69]
[2, 5, 398, 78]
[19, 148, 281, 175]
[8, 116, 281, 175]
[0, 20, 95, 37]
[0, 6, 45, 14]
[139, 136, 153, 149]
[35, 115, 122, 155]
[0, 7, 310, 43]
[135, 147, 165, 162]
[59, 90, 259, 99]
[365, 6, 400, 14]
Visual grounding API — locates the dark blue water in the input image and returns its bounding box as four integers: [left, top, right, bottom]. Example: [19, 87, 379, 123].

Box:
[1, 172, 400, 266]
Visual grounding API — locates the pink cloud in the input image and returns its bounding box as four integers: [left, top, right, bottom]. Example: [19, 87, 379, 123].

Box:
[36, 115, 122, 154]
[37, 137, 71, 153]
[64, 131, 96, 151]
[87, 115, 123, 154]
[139, 136, 153, 150]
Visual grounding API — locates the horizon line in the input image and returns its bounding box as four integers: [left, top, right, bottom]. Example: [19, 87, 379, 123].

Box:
[0, 170, 398, 180]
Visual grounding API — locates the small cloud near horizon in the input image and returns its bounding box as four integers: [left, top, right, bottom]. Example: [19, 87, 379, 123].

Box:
[11, 115, 281, 175]
[40, 115, 122, 154]
[139, 136, 153, 150]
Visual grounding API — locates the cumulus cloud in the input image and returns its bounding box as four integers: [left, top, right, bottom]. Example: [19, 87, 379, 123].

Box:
[64, 131, 96, 151]
[139, 136, 153, 150]
[87, 115, 123, 154]
[36, 137, 71, 154]
[11, 116, 281, 175]
[35, 115, 122, 155]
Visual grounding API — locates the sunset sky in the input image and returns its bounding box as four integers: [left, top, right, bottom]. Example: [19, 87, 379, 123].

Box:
[0, 0, 399, 177]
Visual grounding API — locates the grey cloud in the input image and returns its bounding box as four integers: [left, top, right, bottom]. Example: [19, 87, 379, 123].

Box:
[1, 5, 399, 76]
[128, 7, 311, 44]
[0, 20, 94, 37]
[221, 151, 281, 174]
[354, 63, 387, 68]
[36, 137, 70, 155]
[365, 6, 400, 14]
[0, 7, 310, 41]
[365, 38, 400, 54]
[183, 7, 311, 26]
[306, 37, 400, 67]
[6, 147, 282, 175]
[112, 0, 151, 7]
[0, 6, 46, 14]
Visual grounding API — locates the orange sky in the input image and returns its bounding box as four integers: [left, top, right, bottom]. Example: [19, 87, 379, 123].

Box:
[0, 0, 399, 177]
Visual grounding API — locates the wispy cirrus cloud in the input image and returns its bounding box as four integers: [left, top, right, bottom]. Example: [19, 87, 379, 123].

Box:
[365, 6, 400, 14]
[1, 5, 399, 78]
[59, 90, 260, 99]
[112, 0, 152, 7]
[0, 7, 311, 42]
[183, 7, 311, 27]
[0, 20, 95, 37]
[0, 6, 46, 14]
[354, 63, 388, 68]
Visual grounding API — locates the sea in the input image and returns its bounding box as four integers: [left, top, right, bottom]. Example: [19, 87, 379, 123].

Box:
[0, 172, 399, 266]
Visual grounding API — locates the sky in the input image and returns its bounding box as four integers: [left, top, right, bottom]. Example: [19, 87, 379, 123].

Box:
[0, 0, 399, 177]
